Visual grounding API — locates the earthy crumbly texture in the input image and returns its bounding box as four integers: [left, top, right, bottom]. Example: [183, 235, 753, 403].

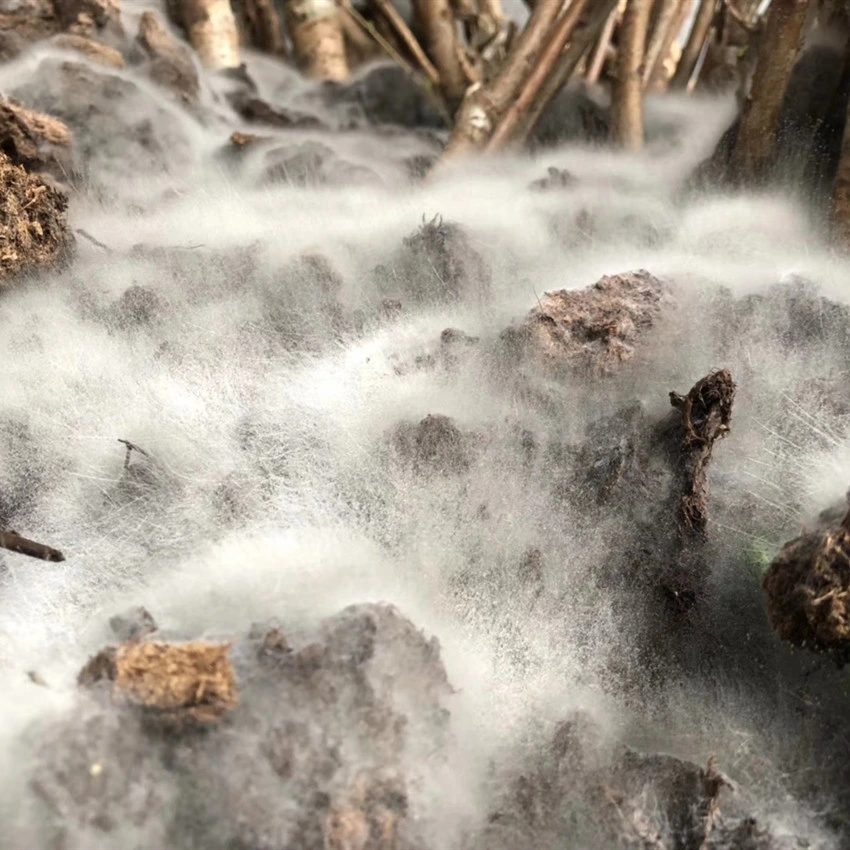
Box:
[391, 413, 474, 475]
[48, 605, 452, 847]
[0, 98, 73, 181]
[0, 151, 73, 285]
[522, 269, 668, 374]
[763, 507, 850, 658]
[114, 640, 238, 723]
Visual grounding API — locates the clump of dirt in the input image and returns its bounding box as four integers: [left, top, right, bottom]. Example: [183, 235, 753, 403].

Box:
[0, 151, 73, 285]
[0, 0, 61, 55]
[11, 59, 194, 183]
[480, 714, 772, 850]
[0, 0, 122, 56]
[234, 94, 325, 129]
[511, 269, 669, 375]
[31, 603, 452, 849]
[0, 98, 75, 183]
[377, 215, 492, 306]
[109, 605, 158, 641]
[529, 166, 577, 192]
[391, 413, 475, 475]
[499, 269, 669, 379]
[763, 504, 850, 659]
[53, 0, 123, 41]
[324, 770, 408, 850]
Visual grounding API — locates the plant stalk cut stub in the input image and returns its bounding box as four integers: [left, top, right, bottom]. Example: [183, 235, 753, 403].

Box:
[0, 531, 65, 562]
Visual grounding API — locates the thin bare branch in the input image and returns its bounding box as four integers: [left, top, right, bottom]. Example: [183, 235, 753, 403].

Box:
[643, 0, 684, 86]
[518, 0, 620, 142]
[372, 0, 441, 87]
[438, 0, 566, 160]
[485, 0, 592, 150]
[586, 3, 620, 84]
[647, 0, 694, 89]
[672, 0, 717, 88]
[0, 531, 65, 562]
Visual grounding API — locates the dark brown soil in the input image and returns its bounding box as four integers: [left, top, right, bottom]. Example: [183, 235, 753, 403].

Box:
[0, 151, 73, 285]
[763, 505, 850, 659]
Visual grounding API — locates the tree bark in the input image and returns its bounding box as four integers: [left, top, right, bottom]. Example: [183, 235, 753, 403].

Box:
[284, 0, 349, 81]
[175, 0, 240, 69]
[646, 0, 693, 89]
[730, 0, 811, 181]
[671, 0, 716, 88]
[611, 0, 653, 149]
[412, 0, 469, 112]
[586, 3, 619, 84]
[642, 0, 683, 86]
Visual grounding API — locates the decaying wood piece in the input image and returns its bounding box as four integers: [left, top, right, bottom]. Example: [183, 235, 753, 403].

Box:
[729, 0, 811, 180]
[115, 641, 237, 723]
[671, 0, 716, 88]
[763, 499, 850, 660]
[173, 0, 241, 69]
[285, 0, 349, 80]
[668, 369, 736, 536]
[0, 530, 65, 562]
[338, 0, 375, 62]
[0, 152, 74, 285]
[136, 12, 201, 102]
[612, 0, 653, 149]
[79, 640, 238, 725]
[412, 0, 470, 111]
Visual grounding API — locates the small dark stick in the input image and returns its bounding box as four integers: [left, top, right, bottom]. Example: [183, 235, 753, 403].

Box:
[0, 531, 65, 562]
[118, 438, 152, 470]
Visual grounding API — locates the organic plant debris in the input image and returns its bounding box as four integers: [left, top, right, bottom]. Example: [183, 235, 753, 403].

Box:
[3, 4, 850, 849]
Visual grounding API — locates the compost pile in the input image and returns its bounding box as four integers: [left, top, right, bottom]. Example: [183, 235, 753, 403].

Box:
[3, 2, 850, 849]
